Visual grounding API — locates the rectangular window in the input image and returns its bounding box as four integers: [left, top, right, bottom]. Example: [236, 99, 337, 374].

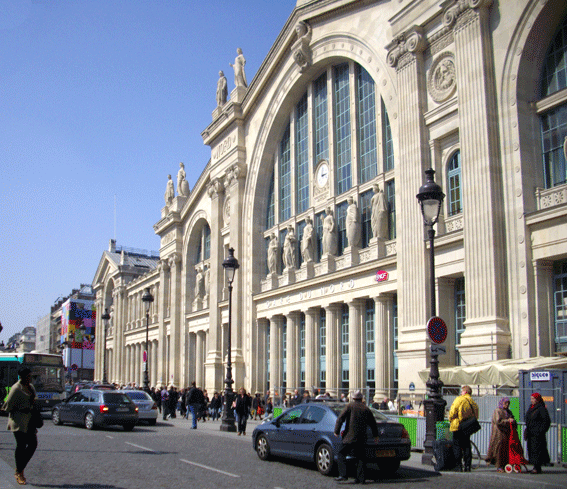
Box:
[382, 99, 394, 172]
[365, 300, 375, 387]
[553, 260, 567, 352]
[386, 179, 396, 240]
[319, 309, 327, 387]
[313, 73, 329, 162]
[357, 65, 377, 184]
[341, 305, 349, 387]
[334, 64, 352, 194]
[315, 212, 325, 261]
[336, 200, 348, 255]
[203, 226, 211, 260]
[360, 189, 373, 248]
[300, 314, 306, 387]
[393, 295, 398, 390]
[296, 94, 310, 213]
[282, 319, 287, 387]
[279, 228, 288, 272]
[455, 277, 466, 365]
[279, 124, 292, 221]
[541, 104, 567, 188]
[296, 220, 306, 267]
[266, 172, 275, 229]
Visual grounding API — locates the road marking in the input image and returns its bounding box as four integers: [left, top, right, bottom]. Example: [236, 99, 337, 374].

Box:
[125, 442, 156, 452]
[106, 436, 114, 439]
[179, 459, 240, 478]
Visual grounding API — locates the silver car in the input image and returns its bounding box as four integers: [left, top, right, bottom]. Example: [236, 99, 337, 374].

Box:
[122, 390, 158, 425]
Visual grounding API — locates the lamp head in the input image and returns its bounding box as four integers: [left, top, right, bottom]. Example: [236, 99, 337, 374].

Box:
[416, 168, 445, 226]
[141, 287, 154, 311]
[222, 247, 240, 284]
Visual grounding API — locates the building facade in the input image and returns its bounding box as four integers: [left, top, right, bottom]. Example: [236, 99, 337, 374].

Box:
[93, 0, 567, 400]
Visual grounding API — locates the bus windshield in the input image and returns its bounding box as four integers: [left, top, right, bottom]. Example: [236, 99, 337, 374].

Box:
[30, 365, 64, 393]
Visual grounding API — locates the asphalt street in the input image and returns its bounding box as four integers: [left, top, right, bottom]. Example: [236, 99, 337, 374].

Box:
[1, 413, 566, 489]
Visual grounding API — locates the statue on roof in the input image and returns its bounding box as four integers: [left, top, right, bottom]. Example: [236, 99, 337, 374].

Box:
[165, 174, 175, 205]
[230, 48, 247, 88]
[177, 162, 190, 197]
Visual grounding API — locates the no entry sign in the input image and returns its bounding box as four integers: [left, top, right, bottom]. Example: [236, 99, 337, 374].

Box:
[427, 316, 447, 344]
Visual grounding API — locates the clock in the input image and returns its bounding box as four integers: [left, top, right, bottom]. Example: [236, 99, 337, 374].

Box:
[316, 162, 329, 188]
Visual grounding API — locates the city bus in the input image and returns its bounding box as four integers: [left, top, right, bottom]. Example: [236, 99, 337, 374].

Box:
[0, 352, 66, 411]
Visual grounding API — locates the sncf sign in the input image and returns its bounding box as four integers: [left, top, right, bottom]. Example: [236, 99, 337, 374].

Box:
[375, 270, 389, 282]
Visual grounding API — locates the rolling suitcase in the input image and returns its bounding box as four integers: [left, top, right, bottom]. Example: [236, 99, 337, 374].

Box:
[433, 439, 457, 471]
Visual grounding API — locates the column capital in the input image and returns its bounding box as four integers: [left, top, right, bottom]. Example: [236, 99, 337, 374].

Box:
[168, 252, 182, 269]
[224, 163, 247, 188]
[386, 26, 426, 69]
[207, 177, 225, 198]
[441, 0, 493, 30]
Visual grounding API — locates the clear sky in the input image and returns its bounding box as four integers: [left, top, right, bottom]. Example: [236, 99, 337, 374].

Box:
[0, 0, 296, 341]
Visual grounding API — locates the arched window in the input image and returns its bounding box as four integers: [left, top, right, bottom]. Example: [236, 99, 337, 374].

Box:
[447, 150, 462, 216]
[540, 15, 567, 189]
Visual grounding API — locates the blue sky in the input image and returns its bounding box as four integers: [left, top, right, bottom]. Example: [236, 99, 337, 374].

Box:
[0, 0, 296, 341]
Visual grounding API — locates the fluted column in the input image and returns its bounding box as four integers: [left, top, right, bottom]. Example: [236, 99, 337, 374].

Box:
[196, 331, 206, 388]
[286, 312, 301, 392]
[94, 296, 103, 380]
[114, 285, 127, 385]
[168, 253, 182, 387]
[450, 0, 509, 361]
[157, 260, 170, 386]
[348, 299, 365, 392]
[252, 318, 269, 395]
[269, 316, 283, 398]
[325, 304, 342, 397]
[374, 295, 393, 399]
[304, 308, 319, 391]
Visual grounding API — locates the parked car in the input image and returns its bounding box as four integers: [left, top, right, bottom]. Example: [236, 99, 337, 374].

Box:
[52, 389, 138, 431]
[122, 390, 158, 425]
[252, 401, 411, 476]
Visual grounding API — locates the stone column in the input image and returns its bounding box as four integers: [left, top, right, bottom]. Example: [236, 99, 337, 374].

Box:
[195, 331, 205, 388]
[94, 296, 103, 381]
[286, 312, 301, 392]
[114, 285, 127, 385]
[348, 299, 365, 392]
[252, 318, 269, 395]
[205, 178, 226, 392]
[386, 27, 430, 386]
[157, 260, 170, 386]
[269, 316, 283, 398]
[325, 304, 342, 397]
[304, 308, 319, 392]
[449, 0, 509, 361]
[168, 253, 182, 387]
[374, 294, 393, 400]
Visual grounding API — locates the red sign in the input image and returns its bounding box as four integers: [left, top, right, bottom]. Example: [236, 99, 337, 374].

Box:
[427, 317, 447, 344]
[376, 270, 389, 282]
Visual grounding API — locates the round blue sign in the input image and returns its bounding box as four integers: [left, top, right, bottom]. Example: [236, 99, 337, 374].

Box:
[427, 316, 447, 344]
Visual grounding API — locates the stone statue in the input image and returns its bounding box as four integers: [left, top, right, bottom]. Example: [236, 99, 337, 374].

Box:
[301, 216, 315, 263]
[164, 174, 175, 205]
[230, 48, 247, 88]
[283, 225, 297, 270]
[292, 21, 312, 72]
[322, 207, 338, 256]
[371, 184, 389, 239]
[216, 70, 228, 107]
[267, 233, 278, 274]
[346, 196, 361, 248]
[177, 162, 190, 197]
[194, 266, 205, 299]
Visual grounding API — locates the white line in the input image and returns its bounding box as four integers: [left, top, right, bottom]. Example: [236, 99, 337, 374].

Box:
[125, 442, 156, 452]
[106, 436, 114, 439]
[179, 459, 240, 478]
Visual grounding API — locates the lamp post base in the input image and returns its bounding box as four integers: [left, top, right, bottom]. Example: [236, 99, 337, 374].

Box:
[421, 396, 447, 465]
[220, 391, 237, 432]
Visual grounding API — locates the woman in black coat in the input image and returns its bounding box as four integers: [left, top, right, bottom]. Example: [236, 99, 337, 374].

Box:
[524, 392, 551, 474]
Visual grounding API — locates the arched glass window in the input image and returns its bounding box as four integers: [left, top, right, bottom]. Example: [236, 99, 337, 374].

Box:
[279, 124, 292, 221]
[196, 223, 211, 262]
[266, 173, 274, 229]
[447, 151, 462, 216]
[357, 65, 377, 184]
[540, 15, 567, 189]
[296, 94, 310, 213]
[334, 64, 352, 194]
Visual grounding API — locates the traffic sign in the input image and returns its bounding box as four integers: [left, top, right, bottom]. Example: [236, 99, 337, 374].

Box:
[427, 316, 447, 344]
[430, 344, 447, 355]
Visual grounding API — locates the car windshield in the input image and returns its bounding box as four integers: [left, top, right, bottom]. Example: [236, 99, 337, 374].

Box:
[103, 393, 132, 404]
[329, 404, 389, 422]
[125, 391, 151, 400]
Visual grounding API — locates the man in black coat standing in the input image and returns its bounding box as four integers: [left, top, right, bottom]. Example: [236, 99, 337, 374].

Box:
[334, 390, 378, 484]
[186, 382, 205, 429]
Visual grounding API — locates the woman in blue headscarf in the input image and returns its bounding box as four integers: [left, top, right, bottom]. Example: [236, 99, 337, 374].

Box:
[485, 397, 516, 472]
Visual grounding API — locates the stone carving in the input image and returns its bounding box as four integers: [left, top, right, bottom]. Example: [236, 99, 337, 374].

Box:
[322, 207, 338, 256]
[216, 70, 228, 107]
[301, 216, 315, 263]
[386, 28, 426, 69]
[204, 266, 210, 296]
[194, 266, 205, 299]
[164, 174, 175, 205]
[267, 233, 278, 274]
[230, 48, 247, 88]
[283, 225, 297, 270]
[207, 178, 224, 197]
[177, 162, 190, 197]
[291, 21, 312, 72]
[371, 184, 389, 239]
[346, 196, 361, 248]
[428, 52, 457, 103]
[223, 196, 231, 227]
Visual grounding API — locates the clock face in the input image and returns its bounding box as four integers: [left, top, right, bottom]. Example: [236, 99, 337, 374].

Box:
[317, 163, 329, 187]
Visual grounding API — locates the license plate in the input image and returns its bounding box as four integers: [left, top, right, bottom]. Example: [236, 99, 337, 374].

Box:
[376, 449, 396, 457]
[116, 408, 129, 412]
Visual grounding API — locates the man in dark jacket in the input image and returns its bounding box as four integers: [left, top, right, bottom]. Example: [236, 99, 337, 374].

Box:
[186, 382, 205, 429]
[334, 390, 378, 484]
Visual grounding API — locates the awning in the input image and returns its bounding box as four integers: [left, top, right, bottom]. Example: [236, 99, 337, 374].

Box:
[418, 356, 567, 387]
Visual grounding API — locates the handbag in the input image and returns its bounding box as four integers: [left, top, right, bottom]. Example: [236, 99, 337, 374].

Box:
[31, 403, 44, 430]
[458, 399, 480, 437]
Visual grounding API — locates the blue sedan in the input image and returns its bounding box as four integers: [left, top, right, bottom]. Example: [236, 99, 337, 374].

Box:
[252, 401, 411, 476]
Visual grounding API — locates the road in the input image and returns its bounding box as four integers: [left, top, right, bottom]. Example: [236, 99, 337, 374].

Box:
[1, 414, 566, 489]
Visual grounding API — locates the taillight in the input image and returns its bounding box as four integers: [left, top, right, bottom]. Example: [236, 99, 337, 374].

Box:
[151, 403, 157, 410]
[135, 406, 139, 413]
[401, 427, 410, 439]
[100, 405, 109, 413]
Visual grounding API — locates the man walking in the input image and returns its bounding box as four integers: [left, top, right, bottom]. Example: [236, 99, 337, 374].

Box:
[186, 382, 205, 429]
[334, 390, 378, 484]
[449, 385, 479, 472]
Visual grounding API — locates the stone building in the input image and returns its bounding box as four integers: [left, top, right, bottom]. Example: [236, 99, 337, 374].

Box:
[93, 0, 567, 400]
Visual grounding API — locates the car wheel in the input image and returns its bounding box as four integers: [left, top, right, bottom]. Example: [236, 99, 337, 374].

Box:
[84, 412, 96, 430]
[52, 409, 61, 425]
[123, 423, 135, 431]
[378, 459, 400, 476]
[315, 443, 334, 475]
[148, 419, 157, 426]
[256, 434, 271, 460]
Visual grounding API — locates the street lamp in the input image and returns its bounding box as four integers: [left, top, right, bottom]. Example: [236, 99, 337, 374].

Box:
[141, 288, 154, 393]
[220, 247, 239, 432]
[416, 167, 446, 465]
[101, 308, 111, 384]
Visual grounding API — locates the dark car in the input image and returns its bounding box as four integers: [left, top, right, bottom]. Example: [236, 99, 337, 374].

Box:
[122, 390, 158, 425]
[252, 401, 411, 476]
[52, 389, 138, 431]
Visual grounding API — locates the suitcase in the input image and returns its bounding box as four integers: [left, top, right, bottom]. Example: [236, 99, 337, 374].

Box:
[433, 439, 457, 471]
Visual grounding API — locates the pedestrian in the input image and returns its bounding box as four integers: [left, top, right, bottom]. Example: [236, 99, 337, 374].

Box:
[234, 387, 251, 436]
[209, 392, 222, 421]
[201, 389, 210, 422]
[168, 386, 178, 418]
[186, 381, 205, 429]
[265, 397, 273, 416]
[524, 392, 551, 474]
[449, 385, 479, 472]
[333, 390, 378, 484]
[1, 367, 39, 485]
[485, 397, 516, 472]
[252, 393, 261, 420]
[160, 386, 170, 420]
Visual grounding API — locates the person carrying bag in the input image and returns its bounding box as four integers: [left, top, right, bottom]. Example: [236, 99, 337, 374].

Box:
[449, 385, 480, 472]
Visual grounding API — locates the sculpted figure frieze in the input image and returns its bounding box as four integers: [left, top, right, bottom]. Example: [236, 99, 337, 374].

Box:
[177, 162, 190, 197]
[216, 70, 228, 107]
[346, 196, 361, 248]
[283, 225, 297, 270]
[230, 48, 247, 88]
[322, 207, 338, 256]
[291, 21, 312, 72]
[267, 233, 278, 275]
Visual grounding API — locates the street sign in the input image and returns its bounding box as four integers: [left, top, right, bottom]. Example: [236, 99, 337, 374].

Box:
[409, 382, 415, 392]
[430, 344, 447, 355]
[427, 316, 447, 344]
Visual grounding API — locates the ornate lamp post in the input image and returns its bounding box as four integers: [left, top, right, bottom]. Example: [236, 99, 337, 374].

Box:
[416, 168, 446, 465]
[101, 308, 111, 384]
[220, 247, 239, 432]
[141, 288, 154, 393]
